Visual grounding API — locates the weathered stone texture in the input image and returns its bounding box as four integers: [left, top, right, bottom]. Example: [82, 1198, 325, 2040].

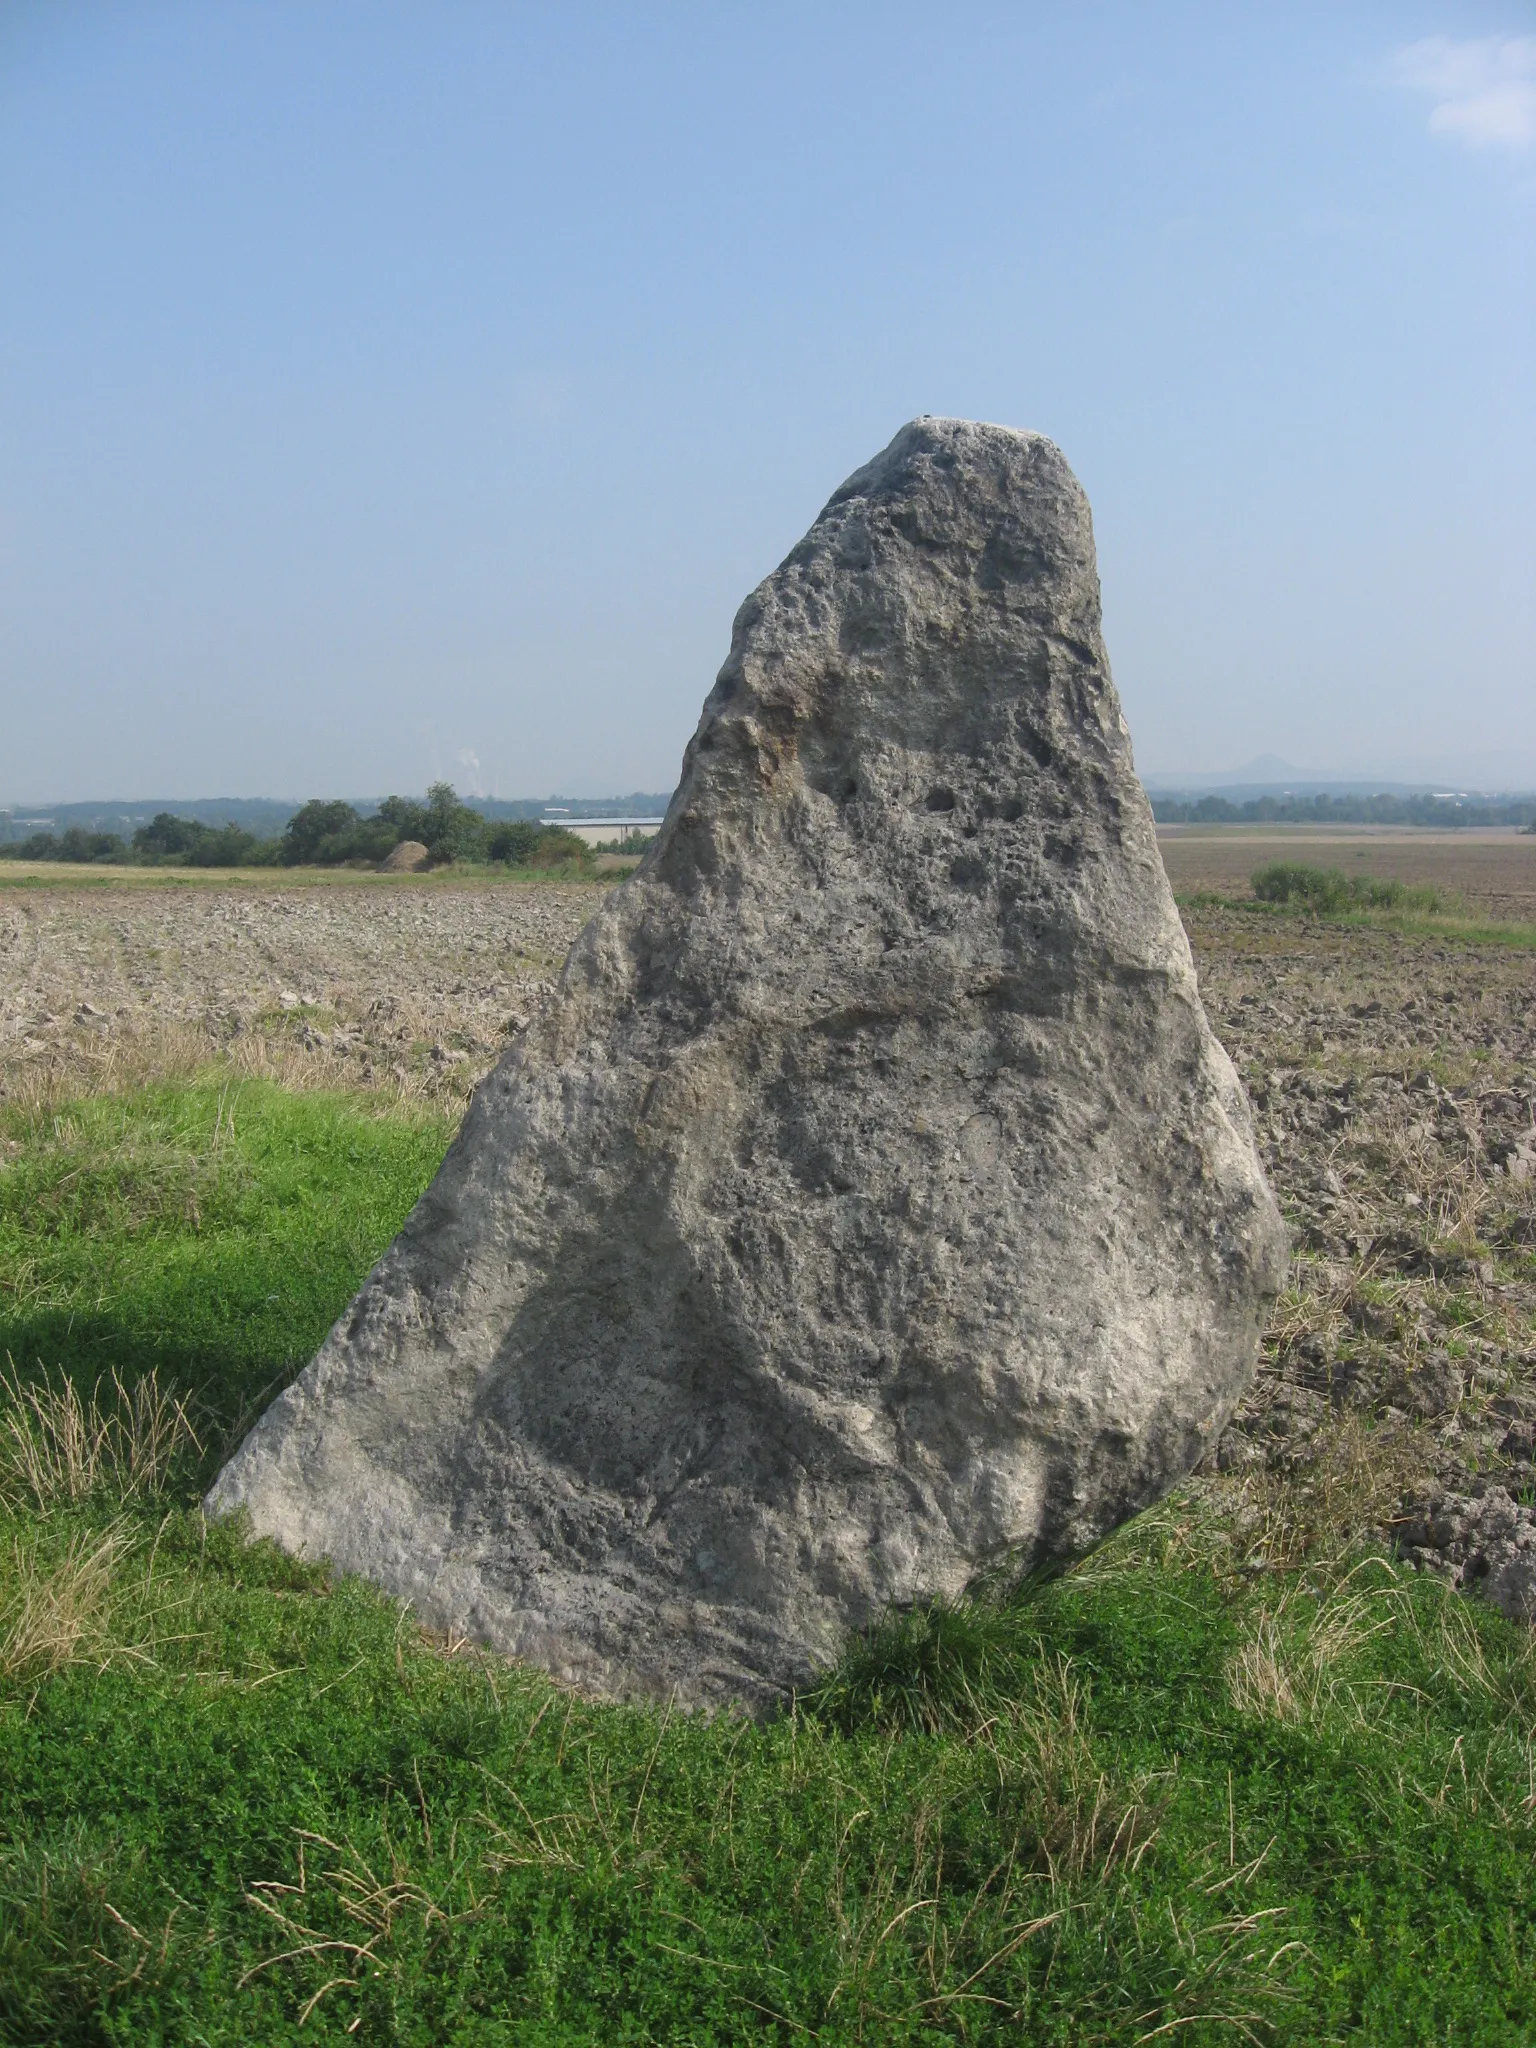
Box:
[209, 417, 1287, 1708]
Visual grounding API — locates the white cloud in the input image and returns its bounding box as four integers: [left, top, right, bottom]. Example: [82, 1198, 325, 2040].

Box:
[1391, 34, 1536, 150]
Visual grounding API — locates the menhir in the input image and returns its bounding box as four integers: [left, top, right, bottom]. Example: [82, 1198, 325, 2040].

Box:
[209, 418, 1287, 1709]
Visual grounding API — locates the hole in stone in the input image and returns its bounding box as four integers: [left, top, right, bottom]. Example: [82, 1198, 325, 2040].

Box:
[925, 787, 956, 812]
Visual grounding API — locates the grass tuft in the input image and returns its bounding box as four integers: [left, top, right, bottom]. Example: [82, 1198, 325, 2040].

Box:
[0, 1524, 126, 1682]
[0, 1827, 190, 2039]
[802, 1585, 1058, 1735]
[0, 1364, 201, 1512]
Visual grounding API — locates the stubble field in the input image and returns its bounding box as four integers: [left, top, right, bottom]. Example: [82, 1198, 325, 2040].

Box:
[2, 839, 1535, 2043]
[1159, 826, 1536, 922]
[0, 872, 598, 1109]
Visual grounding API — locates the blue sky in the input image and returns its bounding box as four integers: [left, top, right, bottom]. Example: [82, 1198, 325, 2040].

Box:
[2, 3, 1532, 801]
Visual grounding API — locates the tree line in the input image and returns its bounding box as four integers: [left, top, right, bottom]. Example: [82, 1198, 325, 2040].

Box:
[1150, 791, 1536, 829]
[0, 784, 603, 869]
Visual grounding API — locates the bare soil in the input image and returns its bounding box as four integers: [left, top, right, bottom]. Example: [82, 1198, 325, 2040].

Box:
[3, 869, 1533, 1586]
[0, 876, 598, 1107]
[1186, 899, 1536, 1579]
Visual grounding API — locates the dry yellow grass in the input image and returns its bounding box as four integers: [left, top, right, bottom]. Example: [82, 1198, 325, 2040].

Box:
[2, 1015, 474, 1119]
[1224, 1578, 1395, 1728]
[0, 1524, 126, 1682]
[0, 1366, 202, 1513]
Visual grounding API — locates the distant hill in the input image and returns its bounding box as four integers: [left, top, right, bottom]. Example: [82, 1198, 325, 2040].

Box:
[0, 798, 299, 843]
[0, 794, 675, 844]
[1141, 761, 1536, 804]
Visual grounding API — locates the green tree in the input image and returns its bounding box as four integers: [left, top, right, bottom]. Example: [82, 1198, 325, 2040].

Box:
[128, 813, 275, 866]
[132, 812, 203, 858]
[0, 828, 124, 862]
[375, 794, 430, 843]
[279, 800, 368, 866]
[421, 783, 486, 863]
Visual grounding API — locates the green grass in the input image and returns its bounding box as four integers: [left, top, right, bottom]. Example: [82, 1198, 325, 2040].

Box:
[0, 1081, 454, 1453]
[4, 1081, 1536, 2043]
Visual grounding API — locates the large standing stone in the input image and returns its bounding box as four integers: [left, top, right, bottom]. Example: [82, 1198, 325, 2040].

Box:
[208, 418, 1287, 1709]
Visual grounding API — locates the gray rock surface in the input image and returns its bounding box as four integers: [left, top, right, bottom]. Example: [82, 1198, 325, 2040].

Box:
[1397, 1486, 1536, 1622]
[208, 417, 1287, 1709]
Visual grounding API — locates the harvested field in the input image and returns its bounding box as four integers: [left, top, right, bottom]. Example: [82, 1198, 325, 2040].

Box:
[1159, 825, 1536, 921]
[1185, 900, 1536, 1581]
[0, 875, 598, 1108]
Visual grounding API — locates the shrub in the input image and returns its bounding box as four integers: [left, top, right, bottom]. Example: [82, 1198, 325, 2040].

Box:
[485, 820, 592, 868]
[1252, 862, 1354, 911]
[1251, 862, 1443, 915]
[527, 825, 591, 868]
[485, 819, 541, 864]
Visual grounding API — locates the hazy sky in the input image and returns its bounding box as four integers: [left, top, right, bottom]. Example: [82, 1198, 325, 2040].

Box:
[2, 3, 1533, 801]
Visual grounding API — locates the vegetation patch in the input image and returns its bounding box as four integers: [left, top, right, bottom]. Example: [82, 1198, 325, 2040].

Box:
[1251, 861, 1446, 916]
[2, 1078, 1536, 2040]
[1171, 874, 1536, 950]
